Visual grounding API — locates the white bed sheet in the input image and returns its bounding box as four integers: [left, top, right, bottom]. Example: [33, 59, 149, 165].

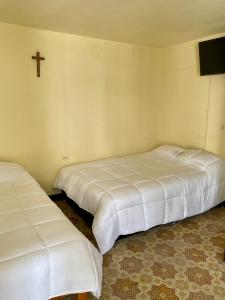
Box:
[55, 145, 225, 254]
[0, 162, 102, 300]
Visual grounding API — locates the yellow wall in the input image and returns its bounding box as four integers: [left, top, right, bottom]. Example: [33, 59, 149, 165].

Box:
[0, 22, 224, 194]
[158, 34, 225, 157]
[0, 23, 163, 193]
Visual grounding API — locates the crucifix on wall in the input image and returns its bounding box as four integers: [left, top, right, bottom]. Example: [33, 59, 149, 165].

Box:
[32, 51, 45, 77]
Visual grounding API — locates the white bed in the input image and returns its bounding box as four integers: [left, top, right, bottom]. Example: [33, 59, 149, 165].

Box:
[55, 145, 225, 254]
[0, 162, 102, 300]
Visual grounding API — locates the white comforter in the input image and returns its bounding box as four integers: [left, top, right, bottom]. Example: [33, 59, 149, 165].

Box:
[0, 162, 102, 300]
[55, 145, 225, 254]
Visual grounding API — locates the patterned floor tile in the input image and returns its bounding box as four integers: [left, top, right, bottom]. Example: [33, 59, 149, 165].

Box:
[56, 199, 225, 300]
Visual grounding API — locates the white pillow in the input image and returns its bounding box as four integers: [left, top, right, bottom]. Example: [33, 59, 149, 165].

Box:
[176, 150, 201, 162]
[178, 150, 219, 165]
[153, 145, 184, 159]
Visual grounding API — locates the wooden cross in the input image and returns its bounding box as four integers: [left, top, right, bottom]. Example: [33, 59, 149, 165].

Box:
[32, 51, 45, 77]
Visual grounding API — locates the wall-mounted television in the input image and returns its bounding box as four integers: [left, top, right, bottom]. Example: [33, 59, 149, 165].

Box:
[199, 36, 225, 76]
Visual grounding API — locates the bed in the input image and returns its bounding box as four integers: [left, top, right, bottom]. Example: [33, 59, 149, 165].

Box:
[0, 162, 102, 300]
[54, 145, 225, 254]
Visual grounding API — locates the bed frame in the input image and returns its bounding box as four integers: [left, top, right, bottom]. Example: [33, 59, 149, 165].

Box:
[52, 293, 88, 300]
[50, 192, 93, 227]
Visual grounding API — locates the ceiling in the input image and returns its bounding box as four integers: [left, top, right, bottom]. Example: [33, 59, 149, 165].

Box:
[0, 0, 225, 47]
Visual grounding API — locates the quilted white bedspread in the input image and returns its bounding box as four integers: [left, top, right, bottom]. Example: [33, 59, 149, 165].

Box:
[55, 145, 225, 254]
[0, 163, 102, 300]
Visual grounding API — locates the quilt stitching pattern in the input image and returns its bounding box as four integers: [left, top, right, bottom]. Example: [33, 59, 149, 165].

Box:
[55, 146, 225, 254]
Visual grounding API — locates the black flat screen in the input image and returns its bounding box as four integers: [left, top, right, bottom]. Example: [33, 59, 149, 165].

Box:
[199, 36, 225, 76]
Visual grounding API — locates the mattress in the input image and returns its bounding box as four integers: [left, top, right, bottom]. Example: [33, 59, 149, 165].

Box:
[0, 162, 102, 300]
[55, 145, 225, 254]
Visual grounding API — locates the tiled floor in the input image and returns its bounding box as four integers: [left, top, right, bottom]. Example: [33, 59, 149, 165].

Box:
[56, 199, 225, 300]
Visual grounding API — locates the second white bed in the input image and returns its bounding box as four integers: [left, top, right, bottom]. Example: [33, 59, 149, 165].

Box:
[0, 162, 102, 300]
[55, 145, 225, 254]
